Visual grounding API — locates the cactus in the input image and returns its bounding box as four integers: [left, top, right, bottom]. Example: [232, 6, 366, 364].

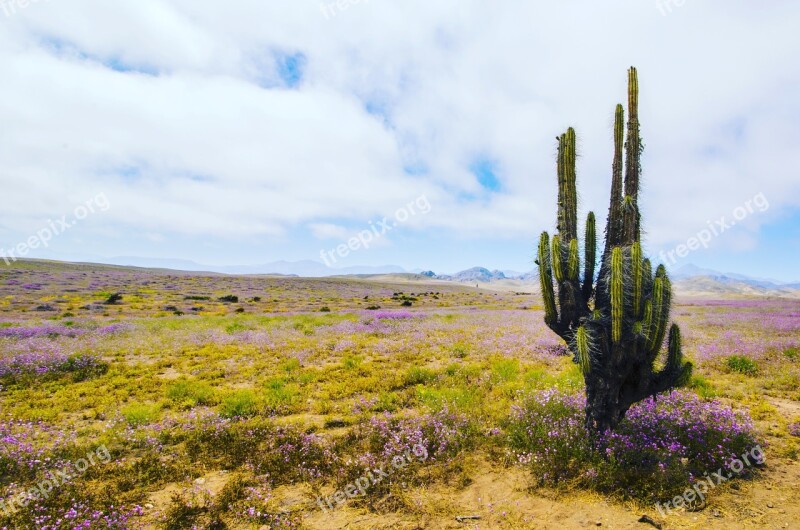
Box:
[536, 67, 692, 435]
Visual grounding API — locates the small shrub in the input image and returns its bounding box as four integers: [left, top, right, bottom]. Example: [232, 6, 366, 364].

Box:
[784, 347, 798, 361]
[264, 378, 301, 414]
[122, 403, 159, 426]
[167, 379, 216, 408]
[726, 355, 759, 376]
[788, 422, 800, 437]
[689, 374, 717, 398]
[491, 358, 520, 383]
[451, 342, 469, 358]
[337, 408, 474, 497]
[163, 489, 208, 530]
[342, 355, 363, 370]
[225, 321, 249, 334]
[324, 418, 350, 429]
[319, 306, 331, 312]
[220, 390, 258, 418]
[1, 353, 108, 384]
[218, 295, 239, 303]
[416, 386, 480, 412]
[104, 293, 123, 305]
[372, 391, 401, 412]
[62, 353, 110, 381]
[183, 418, 334, 484]
[279, 358, 302, 373]
[366, 305, 381, 310]
[403, 366, 437, 387]
[400, 300, 413, 307]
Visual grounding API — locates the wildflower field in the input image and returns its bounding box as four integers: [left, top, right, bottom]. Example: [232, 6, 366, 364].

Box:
[1, 260, 798, 529]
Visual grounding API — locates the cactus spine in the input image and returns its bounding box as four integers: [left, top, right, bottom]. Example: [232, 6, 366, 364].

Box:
[536, 67, 692, 435]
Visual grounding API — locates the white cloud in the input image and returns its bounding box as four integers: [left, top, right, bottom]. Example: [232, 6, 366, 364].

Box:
[309, 223, 349, 240]
[0, 0, 798, 263]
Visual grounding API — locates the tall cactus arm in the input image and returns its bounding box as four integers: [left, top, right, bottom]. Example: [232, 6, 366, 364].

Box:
[647, 266, 672, 359]
[557, 129, 579, 241]
[610, 247, 624, 343]
[641, 258, 653, 299]
[567, 239, 580, 281]
[538, 232, 558, 329]
[647, 276, 664, 354]
[653, 273, 673, 355]
[640, 299, 653, 339]
[552, 234, 564, 283]
[556, 134, 566, 233]
[575, 325, 592, 375]
[665, 324, 683, 370]
[650, 324, 693, 393]
[582, 212, 596, 302]
[631, 242, 642, 318]
[622, 67, 641, 245]
[563, 128, 579, 240]
[604, 104, 625, 255]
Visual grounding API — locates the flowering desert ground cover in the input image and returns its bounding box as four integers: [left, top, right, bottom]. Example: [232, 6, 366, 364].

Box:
[1, 260, 799, 529]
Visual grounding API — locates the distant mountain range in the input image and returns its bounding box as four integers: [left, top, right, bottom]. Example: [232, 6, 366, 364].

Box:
[37, 256, 799, 293]
[100, 257, 406, 277]
[424, 263, 799, 288]
[433, 267, 508, 282]
[669, 263, 800, 289]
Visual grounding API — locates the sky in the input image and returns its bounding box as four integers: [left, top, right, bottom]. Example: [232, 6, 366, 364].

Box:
[0, 1, 799, 280]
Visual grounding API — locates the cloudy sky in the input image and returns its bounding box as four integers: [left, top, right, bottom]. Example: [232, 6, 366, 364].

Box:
[0, 1, 798, 279]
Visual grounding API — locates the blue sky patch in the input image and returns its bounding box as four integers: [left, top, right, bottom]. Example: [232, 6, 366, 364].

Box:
[470, 156, 501, 192]
[275, 51, 306, 88]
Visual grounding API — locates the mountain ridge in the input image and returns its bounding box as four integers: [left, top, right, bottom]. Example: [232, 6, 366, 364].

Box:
[10, 256, 798, 288]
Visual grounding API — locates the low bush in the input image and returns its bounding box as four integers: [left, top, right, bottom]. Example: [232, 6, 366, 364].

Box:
[336, 408, 475, 498]
[182, 416, 334, 483]
[219, 390, 258, 418]
[121, 402, 160, 427]
[0, 352, 108, 384]
[166, 379, 216, 408]
[403, 366, 437, 387]
[507, 389, 761, 501]
[725, 355, 759, 376]
[263, 378, 300, 415]
[218, 295, 239, 303]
